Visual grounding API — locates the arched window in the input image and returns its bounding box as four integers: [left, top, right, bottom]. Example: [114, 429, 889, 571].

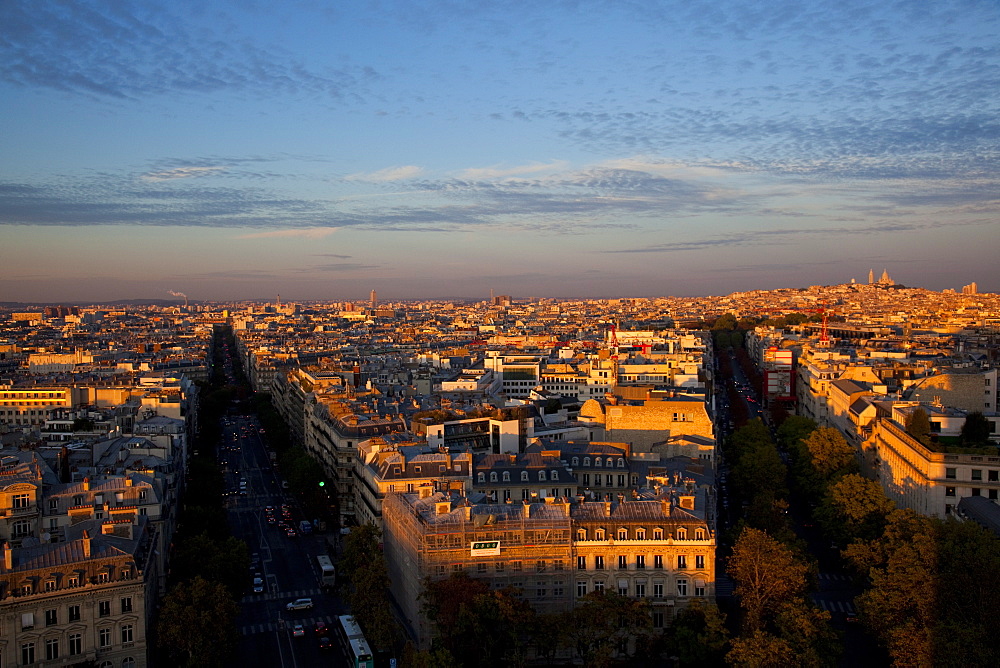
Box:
[551, 470, 559, 481]
[502, 471, 510, 482]
[583, 457, 591, 466]
[617, 458, 625, 468]
[572, 457, 579, 466]
[489, 471, 497, 483]
[477, 472, 485, 483]
[538, 471, 547, 482]
[606, 458, 613, 467]
[122, 658, 136, 668]
[595, 458, 602, 467]
[521, 471, 529, 482]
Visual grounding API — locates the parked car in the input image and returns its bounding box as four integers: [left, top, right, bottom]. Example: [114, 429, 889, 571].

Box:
[292, 623, 305, 637]
[285, 598, 313, 611]
[252, 577, 264, 593]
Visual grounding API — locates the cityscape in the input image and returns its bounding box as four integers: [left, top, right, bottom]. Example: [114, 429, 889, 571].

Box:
[0, 277, 998, 667]
[3, 1, 1000, 667]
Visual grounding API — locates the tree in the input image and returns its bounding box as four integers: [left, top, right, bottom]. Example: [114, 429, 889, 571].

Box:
[170, 533, 249, 598]
[728, 528, 810, 633]
[662, 598, 729, 666]
[816, 473, 894, 545]
[561, 590, 651, 667]
[776, 415, 816, 451]
[730, 440, 787, 506]
[712, 313, 738, 331]
[959, 411, 991, 445]
[727, 630, 795, 667]
[802, 427, 857, 480]
[340, 524, 399, 652]
[905, 407, 933, 445]
[156, 576, 239, 668]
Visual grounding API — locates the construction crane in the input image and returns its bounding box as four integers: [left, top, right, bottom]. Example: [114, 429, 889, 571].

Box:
[608, 322, 620, 382]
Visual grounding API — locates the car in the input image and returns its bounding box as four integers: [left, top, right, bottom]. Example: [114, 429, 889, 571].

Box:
[285, 598, 314, 611]
[252, 577, 264, 593]
[318, 635, 333, 650]
[845, 612, 859, 624]
[314, 621, 328, 636]
[285, 527, 297, 538]
[292, 623, 305, 637]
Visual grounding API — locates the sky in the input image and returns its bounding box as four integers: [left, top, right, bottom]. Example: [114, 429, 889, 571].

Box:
[1, 0, 998, 303]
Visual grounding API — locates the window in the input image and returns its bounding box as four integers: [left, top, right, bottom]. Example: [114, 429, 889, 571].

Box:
[12, 493, 31, 509]
[551, 470, 559, 481]
[45, 608, 57, 625]
[635, 581, 646, 597]
[653, 582, 664, 599]
[653, 611, 664, 628]
[594, 580, 605, 592]
[512, 561, 522, 572]
[990, 471, 999, 482]
[98, 572, 109, 583]
[606, 475, 613, 487]
[617, 475, 626, 487]
[69, 633, 82, 655]
[577, 581, 587, 597]
[577, 528, 587, 541]
[522, 488, 530, 500]
[99, 600, 111, 616]
[477, 562, 488, 573]
[636, 555, 645, 570]
[49, 498, 59, 511]
[972, 488, 981, 496]
[121, 624, 134, 644]
[502, 471, 510, 482]
[677, 528, 687, 540]
[594, 474, 602, 486]
[946, 468, 957, 479]
[618, 458, 625, 468]
[583, 457, 591, 466]
[99, 627, 112, 647]
[46, 637, 59, 660]
[22, 642, 35, 666]
[478, 472, 485, 483]
[695, 582, 706, 597]
[536, 586, 547, 598]
[635, 528, 646, 540]
[572, 457, 579, 466]
[972, 469, 982, 481]
[577, 555, 586, 569]
[654, 554, 664, 569]
[538, 471, 546, 481]
[618, 555, 628, 570]
[618, 579, 628, 596]
[68, 604, 80, 621]
[618, 528, 628, 541]
[521, 471, 529, 482]
[121, 596, 133, 613]
[46, 579, 57, 591]
[536, 560, 547, 572]
[696, 555, 705, 569]
[695, 528, 706, 540]
[554, 559, 565, 571]
[678, 555, 687, 569]
[489, 471, 497, 483]
[595, 555, 605, 570]
[653, 528, 663, 540]
[123, 658, 137, 668]
[12, 519, 31, 537]
[595, 458, 602, 467]
[677, 579, 688, 596]
[594, 528, 605, 541]
[946, 487, 956, 497]
[583, 473, 591, 485]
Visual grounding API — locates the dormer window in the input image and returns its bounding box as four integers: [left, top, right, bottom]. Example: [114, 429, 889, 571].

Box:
[583, 457, 591, 466]
[677, 528, 687, 540]
[502, 471, 510, 482]
[617, 458, 625, 468]
[617, 528, 628, 541]
[521, 471, 529, 482]
[606, 458, 613, 467]
[490, 472, 498, 483]
[695, 528, 706, 540]
[572, 457, 579, 466]
[478, 472, 486, 483]
[538, 471, 546, 482]
[551, 471, 559, 481]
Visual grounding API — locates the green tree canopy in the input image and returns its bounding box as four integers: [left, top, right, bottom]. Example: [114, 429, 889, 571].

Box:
[959, 411, 992, 445]
[729, 528, 810, 633]
[662, 598, 729, 666]
[776, 415, 817, 452]
[817, 473, 895, 545]
[561, 590, 651, 668]
[802, 427, 857, 480]
[156, 576, 239, 668]
[905, 407, 933, 446]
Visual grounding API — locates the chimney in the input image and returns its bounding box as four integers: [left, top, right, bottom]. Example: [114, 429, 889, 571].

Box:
[522, 499, 531, 518]
[82, 477, 90, 491]
[82, 530, 91, 558]
[603, 501, 612, 516]
[678, 494, 695, 510]
[661, 498, 673, 515]
[2, 541, 12, 572]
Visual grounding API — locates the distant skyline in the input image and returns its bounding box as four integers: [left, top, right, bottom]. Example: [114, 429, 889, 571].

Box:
[2, 1, 997, 302]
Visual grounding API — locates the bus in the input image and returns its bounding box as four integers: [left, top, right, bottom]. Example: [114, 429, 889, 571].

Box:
[316, 555, 336, 589]
[336, 615, 374, 668]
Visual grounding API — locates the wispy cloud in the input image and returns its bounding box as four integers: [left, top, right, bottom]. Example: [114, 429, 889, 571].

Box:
[455, 161, 568, 179]
[345, 166, 424, 182]
[237, 228, 337, 239]
[142, 166, 227, 181]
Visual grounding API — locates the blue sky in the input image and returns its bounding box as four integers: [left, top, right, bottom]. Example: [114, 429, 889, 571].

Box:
[2, 0, 997, 302]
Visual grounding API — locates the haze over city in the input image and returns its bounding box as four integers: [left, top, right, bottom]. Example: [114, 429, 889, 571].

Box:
[2, 0, 997, 302]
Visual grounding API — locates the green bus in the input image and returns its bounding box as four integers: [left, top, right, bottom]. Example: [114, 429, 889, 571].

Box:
[337, 615, 374, 668]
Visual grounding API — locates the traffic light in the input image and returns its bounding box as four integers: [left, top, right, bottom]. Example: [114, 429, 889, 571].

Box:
[318, 481, 325, 487]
